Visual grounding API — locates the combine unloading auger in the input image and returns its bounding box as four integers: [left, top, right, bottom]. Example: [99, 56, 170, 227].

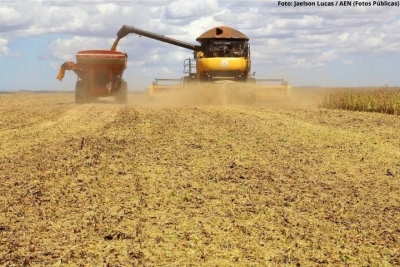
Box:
[111, 25, 201, 52]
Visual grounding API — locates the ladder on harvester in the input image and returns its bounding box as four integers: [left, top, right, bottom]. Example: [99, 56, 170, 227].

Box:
[183, 58, 197, 83]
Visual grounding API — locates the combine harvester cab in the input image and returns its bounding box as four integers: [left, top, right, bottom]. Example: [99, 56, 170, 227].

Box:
[57, 50, 128, 104]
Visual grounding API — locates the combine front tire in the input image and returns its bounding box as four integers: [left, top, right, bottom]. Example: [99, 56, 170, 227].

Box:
[115, 80, 128, 104]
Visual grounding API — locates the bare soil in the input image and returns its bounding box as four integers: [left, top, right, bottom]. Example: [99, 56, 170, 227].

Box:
[0, 91, 399, 266]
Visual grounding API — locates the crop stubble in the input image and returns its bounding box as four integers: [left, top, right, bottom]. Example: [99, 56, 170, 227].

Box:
[0, 92, 399, 266]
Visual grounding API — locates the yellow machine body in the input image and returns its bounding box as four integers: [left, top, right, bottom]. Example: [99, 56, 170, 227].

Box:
[195, 55, 251, 81]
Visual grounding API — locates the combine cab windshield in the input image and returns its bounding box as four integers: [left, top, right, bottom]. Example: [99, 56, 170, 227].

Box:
[203, 41, 249, 58]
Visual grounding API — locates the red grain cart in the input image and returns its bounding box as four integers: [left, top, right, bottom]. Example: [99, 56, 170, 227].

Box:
[57, 50, 128, 104]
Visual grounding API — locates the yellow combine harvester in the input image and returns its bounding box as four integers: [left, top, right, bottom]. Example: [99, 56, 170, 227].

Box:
[112, 25, 291, 103]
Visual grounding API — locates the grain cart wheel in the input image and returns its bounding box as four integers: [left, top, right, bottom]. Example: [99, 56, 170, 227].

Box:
[115, 80, 128, 104]
[75, 80, 87, 104]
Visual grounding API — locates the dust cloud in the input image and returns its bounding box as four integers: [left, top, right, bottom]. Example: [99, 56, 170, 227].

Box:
[128, 84, 324, 109]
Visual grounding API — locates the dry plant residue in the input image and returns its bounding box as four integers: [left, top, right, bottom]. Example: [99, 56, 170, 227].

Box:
[0, 91, 399, 266]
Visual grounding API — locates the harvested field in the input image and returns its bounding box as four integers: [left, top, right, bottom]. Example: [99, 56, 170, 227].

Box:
[0, 91, 399, 266]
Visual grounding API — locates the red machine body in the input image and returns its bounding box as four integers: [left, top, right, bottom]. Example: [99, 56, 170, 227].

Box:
[57, 50, 128, 103]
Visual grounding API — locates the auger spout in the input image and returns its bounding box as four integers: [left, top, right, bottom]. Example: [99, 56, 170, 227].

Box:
[111, 25, 201, 51]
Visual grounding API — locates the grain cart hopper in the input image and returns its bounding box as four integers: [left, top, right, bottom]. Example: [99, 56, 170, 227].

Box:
[56, 49, 128, 104]
[111, 25, 291, 103]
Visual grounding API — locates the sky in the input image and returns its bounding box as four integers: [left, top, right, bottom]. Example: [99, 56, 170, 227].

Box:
[0, 0, 400, 91]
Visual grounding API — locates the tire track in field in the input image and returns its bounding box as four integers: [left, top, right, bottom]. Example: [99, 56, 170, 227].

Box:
[0, 103, 123, 159]
[123, 105, 400, 265]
